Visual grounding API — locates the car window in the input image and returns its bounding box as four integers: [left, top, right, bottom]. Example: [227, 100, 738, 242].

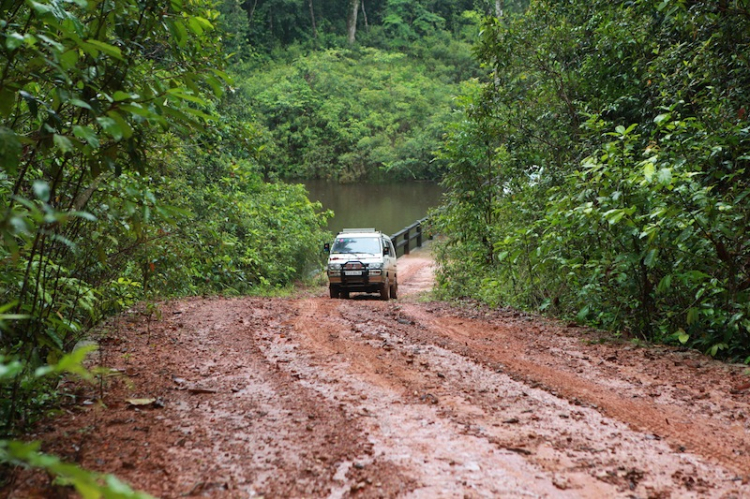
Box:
[383, 239, 393, 257]
[331, 237, 381, 255]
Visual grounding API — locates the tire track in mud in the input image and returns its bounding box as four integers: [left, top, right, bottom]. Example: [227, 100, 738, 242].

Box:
[292, 298, 432, 394]
[285, 250, 749, 496]
[289, 298, 587, 498]
[281, 297, 425, 497]
[400, 305, 750, 478]
[7, 249, 750, 498]
[284, 296, 749, 497]
[146, 299, 376, 498]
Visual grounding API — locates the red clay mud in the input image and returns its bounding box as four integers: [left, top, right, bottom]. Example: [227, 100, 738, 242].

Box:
[4, 248, 750, 498]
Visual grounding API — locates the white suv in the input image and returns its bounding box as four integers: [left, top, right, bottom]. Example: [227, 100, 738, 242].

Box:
[324, 228, 398, 300]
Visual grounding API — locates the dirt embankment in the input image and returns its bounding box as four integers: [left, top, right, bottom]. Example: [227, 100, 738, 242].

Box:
[5, 248, 750, 498]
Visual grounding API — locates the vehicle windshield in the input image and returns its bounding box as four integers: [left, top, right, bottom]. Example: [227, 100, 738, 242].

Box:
[331, 237, 381, 255]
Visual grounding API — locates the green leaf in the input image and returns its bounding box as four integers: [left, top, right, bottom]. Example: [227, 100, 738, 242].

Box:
[28, 1, 53, 16]
[192, 16, 214, 31]
[0, 87, 15, 118]
[643, 161, 655, 182]
[0, 127, 22, 174]
[107, 110, 134, 139]
[676, 329, 689, 344]
[6, 33, 25, 51]
[160, 106, 203, 130]
[33, 180, 50, 202]
[0, 360, 23, 380]
[59, 49, 79, 70]
[604, 208, 626, 225]
[210, 69, 233, 85]
[69, 98, 92, 110]
[70, 210, 97, 222]
[203, 74, 224, 98]
[81, 40, 123, 60]
[1, 441, 155, 498]
[182, 106, 213, 122]
[118, 104, 155, 118]
[96, 117, 123, 141]
[656, 274, 672, 294]
[73, 125, 100, 148]
[576, 305, 590, 321]
[687, 307, 699, 326]
[58, 345, 96, 380]
[188, 17, 205, 35]
[113, 91, 135, 102]
[169, 20, 189, 48]
[165, 87, 207, 106]
[656, 168, 672, 186]
[53, 134, 74, 153]
[708, 343, 727, 357]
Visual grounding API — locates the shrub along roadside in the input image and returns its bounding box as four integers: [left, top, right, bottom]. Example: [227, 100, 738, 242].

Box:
[434, 0, 750, 362]
[239, 45, 470, 182]
[0, 0, 329, 493]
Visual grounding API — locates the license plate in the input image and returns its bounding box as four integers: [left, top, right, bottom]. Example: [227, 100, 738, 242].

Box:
[344, 270, 363, 276]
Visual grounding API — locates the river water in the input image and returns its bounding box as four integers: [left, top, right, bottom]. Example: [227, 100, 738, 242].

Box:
[300, 180, 444, 237]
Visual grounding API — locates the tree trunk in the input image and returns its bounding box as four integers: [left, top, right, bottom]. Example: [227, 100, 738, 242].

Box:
[495, 0, 502, 18]
[308, 0, 318, 41]
[360, 0, 369, 30]
[346, 0, 360, 44]
[242, 0, 259, 25]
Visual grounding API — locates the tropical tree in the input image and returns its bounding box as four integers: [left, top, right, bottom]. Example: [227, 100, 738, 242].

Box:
[436, 0, 750, 360]
[0, 0, 230, 427]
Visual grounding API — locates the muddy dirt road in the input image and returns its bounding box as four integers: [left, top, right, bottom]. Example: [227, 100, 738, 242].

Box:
[7, 248, 750, 498]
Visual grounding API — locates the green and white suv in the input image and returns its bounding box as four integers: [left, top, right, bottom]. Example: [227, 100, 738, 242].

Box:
[324, 228, 398, 300]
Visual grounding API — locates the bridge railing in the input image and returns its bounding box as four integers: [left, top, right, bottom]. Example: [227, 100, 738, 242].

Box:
[390, 217, 431, 257]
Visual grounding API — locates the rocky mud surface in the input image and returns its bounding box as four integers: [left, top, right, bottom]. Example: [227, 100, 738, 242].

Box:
[5, 248, 750, 498]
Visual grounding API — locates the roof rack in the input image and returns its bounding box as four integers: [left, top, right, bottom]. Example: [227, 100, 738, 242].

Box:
[341, 228, 377, 233]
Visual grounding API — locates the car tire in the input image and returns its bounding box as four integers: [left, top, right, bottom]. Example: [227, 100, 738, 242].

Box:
[329, 285, 339, 299]
[341, 290, 350, 299]
[390, 280, 398, 300]
[380, 278, 390, 300]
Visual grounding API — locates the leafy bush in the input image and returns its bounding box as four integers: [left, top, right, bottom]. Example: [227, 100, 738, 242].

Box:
[239, 46, 469, 182]
[0, 0, 330, 435]
[0, 348, 152, 497]
[435, 0, 750, 361]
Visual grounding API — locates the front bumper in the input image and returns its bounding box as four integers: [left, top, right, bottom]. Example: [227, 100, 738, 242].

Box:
[327, 261, 385, 289]
[328, 274, 386, 285]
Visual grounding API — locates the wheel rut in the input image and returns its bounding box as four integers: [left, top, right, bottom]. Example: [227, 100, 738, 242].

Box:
[5, 248, 750, 498]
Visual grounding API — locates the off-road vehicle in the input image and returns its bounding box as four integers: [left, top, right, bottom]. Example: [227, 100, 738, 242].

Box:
[324, 228, 397, 300]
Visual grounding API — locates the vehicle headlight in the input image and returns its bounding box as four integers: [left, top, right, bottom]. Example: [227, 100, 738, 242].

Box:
[368, 262, 383, 270]
[328, 263, 342, 276]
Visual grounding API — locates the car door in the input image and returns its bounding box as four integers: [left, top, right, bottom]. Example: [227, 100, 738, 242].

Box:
[383, 237, 396, 278]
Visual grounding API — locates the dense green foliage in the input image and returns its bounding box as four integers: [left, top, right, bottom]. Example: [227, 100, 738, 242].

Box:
[232, 0, 528, 52]
[435, 0, 750, 360]
[225, 0, 535, 182]
[231, 0, 507, 182]
[0, 0, 329, 440]
[241, 46, 469, 182]
[0, 0, 333, 490]
[0, 346, 152, 497]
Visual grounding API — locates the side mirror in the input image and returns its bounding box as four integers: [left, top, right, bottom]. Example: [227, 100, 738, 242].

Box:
[323, 243, 330, 253]
[383, 246, 389, 256]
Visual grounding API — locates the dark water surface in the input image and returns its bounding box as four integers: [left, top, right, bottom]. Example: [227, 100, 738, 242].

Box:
[300, 180, 444, 237]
